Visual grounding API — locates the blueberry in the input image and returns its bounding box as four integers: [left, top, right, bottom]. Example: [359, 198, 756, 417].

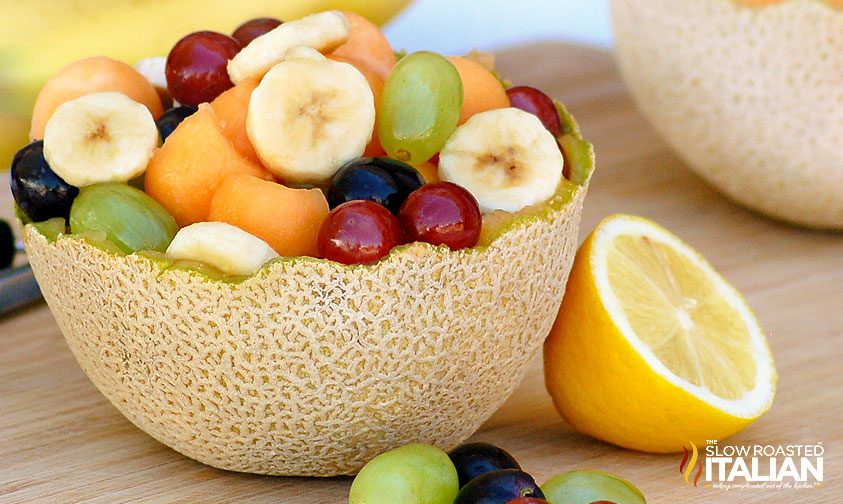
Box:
[328, 157, 424, 214]
[10, 140, 78, 223]
[156, 105, 198, 141]
[449, 442, 522, 488]
[454, 469, 545, 504]
[0, 219, 14, 269]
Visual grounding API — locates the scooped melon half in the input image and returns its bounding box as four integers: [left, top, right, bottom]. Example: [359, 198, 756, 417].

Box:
[22, 105, 593, 476]
[611, 0, 843, 229]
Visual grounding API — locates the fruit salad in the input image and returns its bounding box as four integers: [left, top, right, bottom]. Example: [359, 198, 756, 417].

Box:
[11, 10, 589, 277]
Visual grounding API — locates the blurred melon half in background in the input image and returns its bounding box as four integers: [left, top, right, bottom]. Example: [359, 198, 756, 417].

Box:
[611, 0, 843, 229]
[0, 0, 412, 170]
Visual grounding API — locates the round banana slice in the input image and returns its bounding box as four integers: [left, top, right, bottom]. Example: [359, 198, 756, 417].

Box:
[246, 57, 375, 184]
[227, 11, 350, 84]
[43, 91, 158, 188]
[135, 56, 168, 90]
[439, 107, 564, 213]
[166, 222, 279, 276]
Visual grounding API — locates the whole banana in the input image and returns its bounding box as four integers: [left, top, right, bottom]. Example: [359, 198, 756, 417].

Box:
[0, 0, 411, 170]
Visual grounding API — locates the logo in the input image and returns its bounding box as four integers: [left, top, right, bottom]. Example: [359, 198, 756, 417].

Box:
[678, 440, 824, 490]
[679, 442, 703, 487]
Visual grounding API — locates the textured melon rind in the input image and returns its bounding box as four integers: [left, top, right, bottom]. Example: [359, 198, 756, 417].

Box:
[611, 0, 843, 229]
[22, 109, 593, 476]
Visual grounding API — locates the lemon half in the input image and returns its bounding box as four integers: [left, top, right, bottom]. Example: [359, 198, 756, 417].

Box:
[544, 215, 776, 453]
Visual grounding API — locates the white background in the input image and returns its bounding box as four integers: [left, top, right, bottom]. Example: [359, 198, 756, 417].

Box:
[384, 0, 613, 54]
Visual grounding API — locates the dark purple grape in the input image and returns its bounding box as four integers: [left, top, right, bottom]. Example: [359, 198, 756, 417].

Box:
[455, 469, 545, 504]
[10, 140, 78, 222]
[506, 86, 562, 138]
[165, 31, 241, 106]
[232, 17, 283, 47]
[156, 105, 198, 141]
[328, 157, 424, 214]
[449, 443, 522, 488]
[399, 182, 481, 250]
[317, 200, 404, 265]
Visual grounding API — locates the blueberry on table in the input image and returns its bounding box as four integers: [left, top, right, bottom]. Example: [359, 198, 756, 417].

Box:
[0, 219, 15, 269]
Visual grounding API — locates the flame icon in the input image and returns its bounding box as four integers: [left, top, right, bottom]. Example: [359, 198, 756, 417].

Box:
[679, 442, 703, 487]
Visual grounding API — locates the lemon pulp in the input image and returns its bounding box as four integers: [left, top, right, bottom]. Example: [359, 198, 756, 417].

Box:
[606, 235, 756, 401]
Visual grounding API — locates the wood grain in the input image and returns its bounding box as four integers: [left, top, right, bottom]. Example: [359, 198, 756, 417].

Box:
[1, 42, 840, 503]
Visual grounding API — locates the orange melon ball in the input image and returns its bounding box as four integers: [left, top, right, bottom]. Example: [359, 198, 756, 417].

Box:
[447, 56, 510, 125]
[330, 54, 386, 157]
[145, 104, 271, 227]
[413, 162, 439, 184]
[209, 174, 329, 257]
[330, 11, 396, 81]
[30, 56, 164, 140]
[210, 77, 262, 165]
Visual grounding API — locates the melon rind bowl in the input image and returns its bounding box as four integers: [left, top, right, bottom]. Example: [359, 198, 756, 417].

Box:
[611, 0, 843, 229]
[21, 105, 593, 477]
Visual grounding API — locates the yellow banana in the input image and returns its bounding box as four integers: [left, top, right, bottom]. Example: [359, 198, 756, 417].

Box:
[0, 0, 411, 170]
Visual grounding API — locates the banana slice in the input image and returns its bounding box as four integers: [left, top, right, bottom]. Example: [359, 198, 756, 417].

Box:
[246, 56, 375, 184]
[166, 222, 279, 276]
[227, 11, 350, 84]
[135, 56, 167, 90]
[283, 46, 327, 62]
[43, 91, 158, 188]
[439, 107, 564, 213]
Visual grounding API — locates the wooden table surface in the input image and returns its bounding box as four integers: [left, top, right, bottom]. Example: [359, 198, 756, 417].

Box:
[1, 43, 841, 504]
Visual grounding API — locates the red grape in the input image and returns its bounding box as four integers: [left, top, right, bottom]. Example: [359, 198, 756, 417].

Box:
[506, 86, 562, 138]
[166, 31, 240, 106]
[399, 182, 481, 250]
[318, 200, 404, 265]
[232, 17, 283, 47]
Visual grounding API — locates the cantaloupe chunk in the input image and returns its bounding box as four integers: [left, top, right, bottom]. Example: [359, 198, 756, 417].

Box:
[145, 104, 271, 227]
[330, 11, 396, 80]
[210, 77, 262, 165]
[209, 173, 329, 257]
[448, 56, 509, 125]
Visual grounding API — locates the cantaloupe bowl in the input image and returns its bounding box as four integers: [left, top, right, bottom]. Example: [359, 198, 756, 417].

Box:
[21, 104, 593, 476]
[611, 0, 843, 229]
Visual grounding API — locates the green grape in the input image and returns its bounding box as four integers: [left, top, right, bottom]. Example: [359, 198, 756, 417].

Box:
[541, 470, 646, 504]
[69, 183, 178, 254]
[379, 51, 463, 165]
[349, 443, 459, 504]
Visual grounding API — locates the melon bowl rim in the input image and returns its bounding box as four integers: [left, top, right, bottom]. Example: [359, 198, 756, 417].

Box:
[21, 103, 594, 477]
